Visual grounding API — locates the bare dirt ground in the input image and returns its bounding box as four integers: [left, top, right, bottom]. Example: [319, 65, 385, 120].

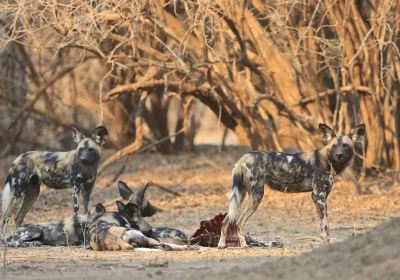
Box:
[1, 145, 400, 279]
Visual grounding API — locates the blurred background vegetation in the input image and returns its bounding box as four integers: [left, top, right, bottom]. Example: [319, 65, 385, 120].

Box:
[0, 0, 398, 177]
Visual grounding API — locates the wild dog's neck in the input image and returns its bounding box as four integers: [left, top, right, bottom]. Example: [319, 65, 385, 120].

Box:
[319, 146, 351, 175]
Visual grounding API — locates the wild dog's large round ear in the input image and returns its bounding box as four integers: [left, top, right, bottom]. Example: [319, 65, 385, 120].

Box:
[92, 125, 108, 145]
[118, 181, 133, 200]
[142, 201, 162, 217]
[116, 200, 126, 213]
[135, 183, 150, 208]
[318, 123, 336, 143]
[134, 182, 162, 217]
[349, 124, 365, 142]
[72, 126, 85, 144]
[95, 203, 107, 214]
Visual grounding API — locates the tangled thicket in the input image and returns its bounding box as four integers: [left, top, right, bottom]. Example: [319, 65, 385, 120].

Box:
[0, 0, 399, 172]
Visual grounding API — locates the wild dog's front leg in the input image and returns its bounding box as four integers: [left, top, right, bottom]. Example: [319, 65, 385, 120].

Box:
[311, 190, 330, 242]
[81, 182, 94, 215]
[72, 185, 82, 214]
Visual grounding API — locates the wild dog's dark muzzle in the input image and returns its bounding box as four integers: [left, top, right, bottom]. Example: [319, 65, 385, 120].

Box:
[330, 144, 353, 164]
[332, 152, 352, 164]
[78, 149, 100, 165]
[335, 153, 344, 160]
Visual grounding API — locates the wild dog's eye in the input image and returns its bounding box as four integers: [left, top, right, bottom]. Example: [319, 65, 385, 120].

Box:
[78, 147, 83, 151]
[343, 143, 350, 149]
[88, 148, 95, 152]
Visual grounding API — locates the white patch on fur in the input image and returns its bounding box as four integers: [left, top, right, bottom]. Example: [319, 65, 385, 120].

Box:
[286, 155, 293, 163]
[121, 216, 130, 228]
[19, 231, 29, 239]
[2, 182, 11, 214]
[123, 229, 147, 244]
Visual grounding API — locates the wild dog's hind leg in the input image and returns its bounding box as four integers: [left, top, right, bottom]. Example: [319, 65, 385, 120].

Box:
[312, 190, 330, 242]
[15, 174, 40, 227]
[2, 178, 23, 238]
[217, 215, 230, 249]
[218, 165, 246, 249]
[236, 183, 264, 247]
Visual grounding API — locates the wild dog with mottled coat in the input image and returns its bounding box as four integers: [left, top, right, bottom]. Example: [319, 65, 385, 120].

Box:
[218, 123, 365, 248]
[2, 125, 108, 237]
[6, 214, 90, 247]
[118, 181, 188, 241]
[89, 202, 163, 251]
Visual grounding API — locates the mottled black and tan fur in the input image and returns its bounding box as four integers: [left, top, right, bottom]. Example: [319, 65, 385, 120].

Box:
[2, 125, 108, 238]
[7, 214, 90, 247]
[118, 181, 188, 241]
[218, 123, 365, 248]
[117, 181, 161, 217]
[89, 202, 163, 251]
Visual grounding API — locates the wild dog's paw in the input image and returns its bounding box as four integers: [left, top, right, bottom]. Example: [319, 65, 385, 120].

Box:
[217, 241, 227, 249]
[320, 234, 331, 243]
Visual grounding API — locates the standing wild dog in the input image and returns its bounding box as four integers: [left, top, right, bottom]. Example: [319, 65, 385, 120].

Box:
[218, 123, 365, 248]
[2, 125, 108, 237]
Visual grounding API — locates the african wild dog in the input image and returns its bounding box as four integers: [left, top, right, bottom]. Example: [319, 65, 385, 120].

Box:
[118, 181, 188, 241]
[89, 202, 164, 251]
[218, 123, 365, 248]
[2, 125, 108, 238]
[6, 214, 90, 247]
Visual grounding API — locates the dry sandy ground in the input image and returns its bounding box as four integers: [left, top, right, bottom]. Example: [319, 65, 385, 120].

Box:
[1, 145, 399, 279]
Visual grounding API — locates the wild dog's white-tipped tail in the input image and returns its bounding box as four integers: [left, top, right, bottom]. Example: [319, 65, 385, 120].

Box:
[227, 165, 245, 224]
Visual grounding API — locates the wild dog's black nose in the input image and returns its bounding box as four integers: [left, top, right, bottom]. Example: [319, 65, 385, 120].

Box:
[336, 153, 344, 160]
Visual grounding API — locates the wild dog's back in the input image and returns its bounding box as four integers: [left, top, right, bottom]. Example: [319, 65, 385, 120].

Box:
[237, 150, 320, 193]
[8, 151, 76, 190]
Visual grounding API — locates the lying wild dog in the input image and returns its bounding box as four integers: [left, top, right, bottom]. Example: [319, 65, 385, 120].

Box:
[6, 215, 90, 247]
[89, 202, 166, 251]
[117, 181, 188, 241]
[6, 201, 160, 250]
[2, 126, 108, 238]
[218, 123, 365, 248]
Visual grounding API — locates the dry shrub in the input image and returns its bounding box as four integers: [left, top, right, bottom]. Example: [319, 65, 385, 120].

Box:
[0, 0, 399, 172]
